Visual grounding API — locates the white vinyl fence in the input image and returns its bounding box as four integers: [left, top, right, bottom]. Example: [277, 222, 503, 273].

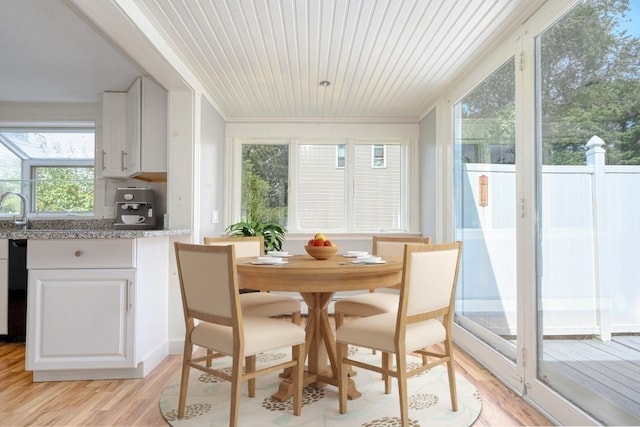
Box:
[458, 136, 640, 338]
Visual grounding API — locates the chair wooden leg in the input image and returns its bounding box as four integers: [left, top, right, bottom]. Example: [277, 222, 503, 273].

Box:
[396, 352, 409, 427]
[278, 314, 301, 379]
[382, 351, 392, 394]
[337, 341, 349, 414]
[335, 313, 357, 376]
[446, 357, 458, 412]
[230, 353, 243, 427]
[246, 355, 256, 397]
[206, 349, 213, 367]
[444, 337, 458, 411]
[291, 311, 302, 325]
[177, 340, 193, 418]
[279, 314, 300, 378]
[421, 347, 428, 366]
[292, 343, 305, 416]
[334, 311, 344, 329]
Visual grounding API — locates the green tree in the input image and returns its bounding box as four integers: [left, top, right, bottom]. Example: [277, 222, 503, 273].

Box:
[35, 167, 94, 212]
[540, 0, 640, 165]
[241, 145, 288, 224]
[460, 58, 516, 164]
[226, 158, 287, 252]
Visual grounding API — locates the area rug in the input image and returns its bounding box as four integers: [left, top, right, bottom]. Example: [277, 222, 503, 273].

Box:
[160, 346, 482, 426]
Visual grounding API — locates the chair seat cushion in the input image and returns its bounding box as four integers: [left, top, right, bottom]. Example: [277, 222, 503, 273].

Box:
[191, 316, 306, 356]
[336, 313, 446, 353]
[240, 292, 301, 317]
[334, 293, 399, 317]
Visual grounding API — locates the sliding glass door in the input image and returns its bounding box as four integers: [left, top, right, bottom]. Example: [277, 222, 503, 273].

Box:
[453, 57, 518, 364]
[535, 1, 640, 424]
[452, 0, 640, 424]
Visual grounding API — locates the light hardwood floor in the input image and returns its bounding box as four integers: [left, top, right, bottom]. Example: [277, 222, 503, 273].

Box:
[0, 325, 552, 426]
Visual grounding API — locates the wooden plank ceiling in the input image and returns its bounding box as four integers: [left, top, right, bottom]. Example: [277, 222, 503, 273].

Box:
[135, 0, 543, 121]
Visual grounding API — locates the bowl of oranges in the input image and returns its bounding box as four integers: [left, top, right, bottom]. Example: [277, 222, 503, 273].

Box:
[305, 233, 339, 260]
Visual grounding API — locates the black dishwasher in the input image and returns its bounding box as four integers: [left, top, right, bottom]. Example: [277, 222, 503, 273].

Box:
[2, 239, 27, 342]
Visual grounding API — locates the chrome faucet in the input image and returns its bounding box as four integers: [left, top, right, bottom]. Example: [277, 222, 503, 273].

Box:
[0, 191, 29, 229]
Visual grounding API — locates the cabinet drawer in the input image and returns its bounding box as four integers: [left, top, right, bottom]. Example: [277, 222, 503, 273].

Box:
[28, 239, 135, 269]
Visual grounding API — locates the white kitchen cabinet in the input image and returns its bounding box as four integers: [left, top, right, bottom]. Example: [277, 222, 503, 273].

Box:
[100, 92, 128, 178]
[27, 268, 135, 370]
[26, 237, 168, 381]
[125, 76, 167, 181]
[0, 239, 7, 335]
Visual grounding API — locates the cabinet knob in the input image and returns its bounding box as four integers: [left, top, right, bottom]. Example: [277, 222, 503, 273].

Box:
[75, 251, 82, 257]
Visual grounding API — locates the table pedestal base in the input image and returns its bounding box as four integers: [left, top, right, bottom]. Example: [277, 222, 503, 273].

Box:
[271, 291, 362, 401]
[271, 371, 361, 401]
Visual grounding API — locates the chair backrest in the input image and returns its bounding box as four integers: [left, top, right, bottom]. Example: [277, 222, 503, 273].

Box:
[373, 235, 431, 258]
[204, 236, 264, 257]
[398, 241, 462, 322]
[174, 242, 242, 327]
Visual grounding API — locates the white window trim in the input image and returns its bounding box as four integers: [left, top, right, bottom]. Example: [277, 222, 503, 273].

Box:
[0, 124, 96, 218]
[226, 135, 420, 235]
[27, 160, 95, 216]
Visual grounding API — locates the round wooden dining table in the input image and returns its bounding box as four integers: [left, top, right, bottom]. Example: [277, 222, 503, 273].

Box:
[236, 253, 403, 401]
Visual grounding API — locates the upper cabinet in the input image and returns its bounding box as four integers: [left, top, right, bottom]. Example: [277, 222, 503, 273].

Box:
[100, 76, 168, 181]
[101, 92, 128, 178]
[125, 77, 168, 182]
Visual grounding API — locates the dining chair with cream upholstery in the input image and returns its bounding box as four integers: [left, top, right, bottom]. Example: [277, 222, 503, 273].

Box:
[203, 236, 266, 294]
[334, 235, 431, 330]
[204, 236, 302, 325]
[174, 242, 306, 426]
[336, 241, 462, 427]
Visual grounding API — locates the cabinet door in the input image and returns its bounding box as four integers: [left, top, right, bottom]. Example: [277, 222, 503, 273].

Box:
[139, 76, 167, 172]
[26, 269, 136, 370]
[125, 77, 142, 174]
[101, 92, 128, 178]
[125, 76, 167, 176]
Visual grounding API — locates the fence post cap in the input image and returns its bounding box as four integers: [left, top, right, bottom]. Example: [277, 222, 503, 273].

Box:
[586, 135, 605, 149]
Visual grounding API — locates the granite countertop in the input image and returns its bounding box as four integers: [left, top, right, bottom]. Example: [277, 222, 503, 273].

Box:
[0, 219, 190, 240]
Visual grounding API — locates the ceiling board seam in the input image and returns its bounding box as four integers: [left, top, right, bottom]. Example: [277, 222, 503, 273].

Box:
[385, 0, 495, 115]
[278, 0, 300, 115]
[328, 0, 354, 117]
[167, 1, 242, 109]
[250, 1, 285, 114]
[197, 0, 264, 115]
[223, 0, 275, 115]
[372, 0, 451, 114]
[339, 0, 378, 117]
[358, 0, 421, 116]
[378, 0, 466, 114]
[263, 0, 292, 115]
[342, 0, 393, 116]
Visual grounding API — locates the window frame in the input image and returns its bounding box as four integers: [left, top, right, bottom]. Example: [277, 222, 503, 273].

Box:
[228, 136, 419, 235]
[28, 159, 95, 214]
[0, 123, 96, 218]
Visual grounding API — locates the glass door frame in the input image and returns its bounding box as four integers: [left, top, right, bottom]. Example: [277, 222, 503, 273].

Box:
[445, 31, 525, 396]
[438, 0, 599, 424]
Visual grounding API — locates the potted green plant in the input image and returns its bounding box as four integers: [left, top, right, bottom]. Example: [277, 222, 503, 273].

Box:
[225, 220, 286, 253]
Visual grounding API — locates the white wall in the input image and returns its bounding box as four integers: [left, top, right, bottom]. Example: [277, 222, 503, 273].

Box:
[419, 108, 438, 241]
[197, 97, 226, 241]
[165, 90, 197, 353]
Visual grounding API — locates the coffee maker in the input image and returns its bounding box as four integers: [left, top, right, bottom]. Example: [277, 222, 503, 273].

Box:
[114, 187, 158, 230]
